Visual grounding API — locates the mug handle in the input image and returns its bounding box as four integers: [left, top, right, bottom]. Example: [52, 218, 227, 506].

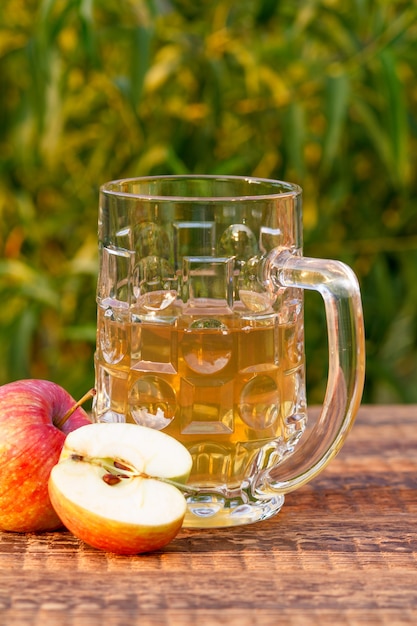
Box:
[263, 249, 366, 493]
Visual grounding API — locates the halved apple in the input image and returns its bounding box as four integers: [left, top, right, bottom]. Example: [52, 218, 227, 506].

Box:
[48, 423, 193, 555]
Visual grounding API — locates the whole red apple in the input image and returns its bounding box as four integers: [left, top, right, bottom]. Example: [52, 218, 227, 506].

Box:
[0, 379, 91, 533]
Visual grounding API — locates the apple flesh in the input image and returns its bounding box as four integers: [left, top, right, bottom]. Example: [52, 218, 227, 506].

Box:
[48, 422, 193, 554]
[0, 379, 91, 533]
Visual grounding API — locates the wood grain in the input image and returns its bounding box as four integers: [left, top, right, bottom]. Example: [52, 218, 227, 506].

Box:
[0, 405, 416, 626]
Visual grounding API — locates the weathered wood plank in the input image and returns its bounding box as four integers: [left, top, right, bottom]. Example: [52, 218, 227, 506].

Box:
[0, 405, 416, 625]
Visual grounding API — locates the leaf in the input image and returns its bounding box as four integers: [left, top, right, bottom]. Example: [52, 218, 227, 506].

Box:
[0, 260, 60, 309]
[378, 48, 408, 187]
[320, 72, 350, 176]
[285, 101, 306, 178]
[129, 25, 154, 106]
[7, 308, 38, 381]
[350, 96, 392, 176]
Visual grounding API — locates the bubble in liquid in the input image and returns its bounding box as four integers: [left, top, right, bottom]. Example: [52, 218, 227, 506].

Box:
[238, 375, 280, 430]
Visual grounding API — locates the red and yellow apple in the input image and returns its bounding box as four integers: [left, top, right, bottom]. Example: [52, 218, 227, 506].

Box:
[0, 379, 91, 532]
[48, 422, 193, 555]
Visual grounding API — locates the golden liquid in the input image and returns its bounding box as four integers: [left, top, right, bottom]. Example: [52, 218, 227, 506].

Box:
[94, 305, 307, 492]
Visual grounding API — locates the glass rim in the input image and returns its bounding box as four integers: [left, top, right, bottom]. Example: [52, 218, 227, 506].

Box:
[100, 174, 302, 202]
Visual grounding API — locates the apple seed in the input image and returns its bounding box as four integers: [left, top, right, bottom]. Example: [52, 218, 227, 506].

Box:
[114, 460, 132, 472]
[102, 473, 123, 486]
[70, 454, 85, 462]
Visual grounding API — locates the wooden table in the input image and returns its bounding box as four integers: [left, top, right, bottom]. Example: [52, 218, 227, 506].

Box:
[0, 404, 416, 626]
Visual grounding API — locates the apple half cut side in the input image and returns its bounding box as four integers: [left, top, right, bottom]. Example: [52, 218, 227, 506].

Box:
[48, 422, 193, 555]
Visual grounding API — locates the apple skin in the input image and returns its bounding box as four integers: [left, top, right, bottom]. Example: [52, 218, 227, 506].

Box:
[48, 479, 185, 555]
[0, 379, 91, 533]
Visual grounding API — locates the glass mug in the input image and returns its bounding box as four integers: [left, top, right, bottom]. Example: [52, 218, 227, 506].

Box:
[93, 175, 365, 528]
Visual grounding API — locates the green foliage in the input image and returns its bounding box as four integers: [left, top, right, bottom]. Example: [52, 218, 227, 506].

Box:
[1, 0, 417, 403]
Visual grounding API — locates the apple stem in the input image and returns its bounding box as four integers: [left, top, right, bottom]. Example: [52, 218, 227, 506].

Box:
[55, 388, 96, 429]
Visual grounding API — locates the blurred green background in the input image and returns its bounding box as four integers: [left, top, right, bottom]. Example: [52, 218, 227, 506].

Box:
[1, 0, 417, 404]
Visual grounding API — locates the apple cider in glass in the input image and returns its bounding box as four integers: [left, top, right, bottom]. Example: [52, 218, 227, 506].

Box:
[95, 305, 306, 508]
[94, 176, 365, 528]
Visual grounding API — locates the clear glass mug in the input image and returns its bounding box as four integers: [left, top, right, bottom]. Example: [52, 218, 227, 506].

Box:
[93, 175, 365, 528]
